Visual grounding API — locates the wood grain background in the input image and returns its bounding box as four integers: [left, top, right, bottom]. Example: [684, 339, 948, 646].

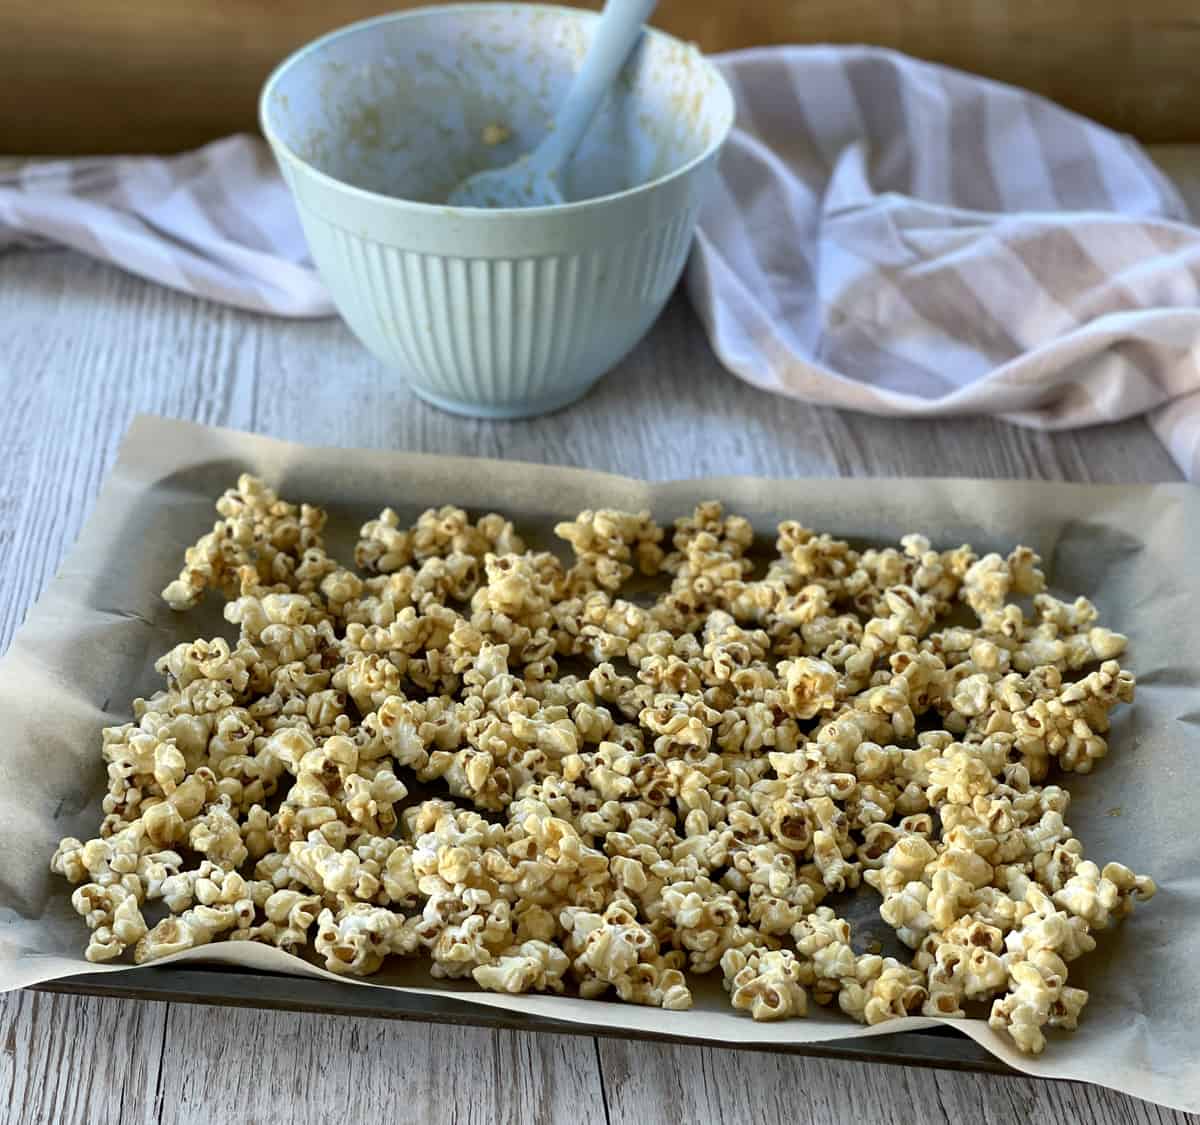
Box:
[4, 0, 1200, 154]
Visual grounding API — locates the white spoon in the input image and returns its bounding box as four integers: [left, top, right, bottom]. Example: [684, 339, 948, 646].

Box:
[448, 0, 659, 209]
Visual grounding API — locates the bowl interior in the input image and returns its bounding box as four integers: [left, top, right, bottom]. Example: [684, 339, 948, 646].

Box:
[262, 3, 733, 206]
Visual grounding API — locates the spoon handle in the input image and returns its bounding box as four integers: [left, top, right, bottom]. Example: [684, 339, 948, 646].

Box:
[531, 0, 659, 175]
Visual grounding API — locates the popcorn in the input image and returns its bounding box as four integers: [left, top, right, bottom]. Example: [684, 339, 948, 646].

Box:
[721, 946, 808, 1020]
[71, 882, 148, 962]
[839, 958, 927, 1025]
[725, 842, 824, 935]
[792, 907, 857, 999]
[135, 898, 254, 963]
[812, 828, 860, 892]
[922, 940, 1006, 1014]
[877, 881, 934, 949]
[161, 475, 327, 610]
[563, 901, 692, 1009]
[314, 903, 422, 975]
[1052, 861, 1156, 928]
[651, 877, 747, 973]
[418, 888, 514, 980]
[776, 657, 840, 720]
[53, 477, 1153, 1056]
[258, 889, 322, 951]
[472, 940, 571, 994]
[354, 508, 412, 574]
[282, 837, 381, 901]
[188, 795, 249, 869]
[989, 957, 1088, 1054]
[555, 508, 665, 587]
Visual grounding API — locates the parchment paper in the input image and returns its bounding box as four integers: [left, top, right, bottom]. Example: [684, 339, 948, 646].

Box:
[1, 415, 1196, 1110]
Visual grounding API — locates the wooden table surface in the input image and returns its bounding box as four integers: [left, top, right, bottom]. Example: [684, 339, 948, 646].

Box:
[1, 160, 1195, 1121]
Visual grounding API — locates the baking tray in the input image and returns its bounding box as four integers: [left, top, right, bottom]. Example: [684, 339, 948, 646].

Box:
[33, 968, 1014, 1075]
[13, 417, 1197, 1110]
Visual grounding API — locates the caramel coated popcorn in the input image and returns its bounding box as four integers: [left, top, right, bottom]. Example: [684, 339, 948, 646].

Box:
[52, 476, 1157, 1054]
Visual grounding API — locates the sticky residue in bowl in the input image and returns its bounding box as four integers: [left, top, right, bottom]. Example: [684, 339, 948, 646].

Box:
[269, 6, 728, 207]
[480, 122, 512, 146]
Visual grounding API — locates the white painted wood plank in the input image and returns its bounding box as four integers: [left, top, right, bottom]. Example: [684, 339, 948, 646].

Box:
[596, 1040, 1195, 1125]
[0, 990, 164, 1125]
[154, 1005, 606, 1125]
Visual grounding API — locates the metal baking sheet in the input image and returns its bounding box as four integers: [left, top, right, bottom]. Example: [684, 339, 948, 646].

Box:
[33, 968, 1015, 1075]
[5, 416, 1196, 1112]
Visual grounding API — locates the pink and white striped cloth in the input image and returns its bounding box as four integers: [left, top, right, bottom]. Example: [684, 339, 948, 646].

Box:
[0, 137, 332, 317]
[688, 47, 1200, 479]
[3, 47, 1200, 476]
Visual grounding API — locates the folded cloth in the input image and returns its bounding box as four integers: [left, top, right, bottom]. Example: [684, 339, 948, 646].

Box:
[3, 48, 1200, 476]
[0, 135, 333, 317]
[688, 47, 1200, 478]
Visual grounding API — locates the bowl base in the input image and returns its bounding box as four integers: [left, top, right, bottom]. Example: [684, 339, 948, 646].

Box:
[410, 379, 599, 421]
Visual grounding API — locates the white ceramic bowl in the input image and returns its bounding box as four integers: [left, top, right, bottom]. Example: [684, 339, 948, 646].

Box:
[260, 3, 734, 419]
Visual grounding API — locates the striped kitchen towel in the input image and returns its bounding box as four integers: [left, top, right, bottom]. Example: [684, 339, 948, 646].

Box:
[3, 48, 1200, 476]
[0, 136, 333, 317]
[688, 47, 1200, 479]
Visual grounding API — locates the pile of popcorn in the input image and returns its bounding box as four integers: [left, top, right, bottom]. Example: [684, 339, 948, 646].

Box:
[51, 476, 1156, 1054]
